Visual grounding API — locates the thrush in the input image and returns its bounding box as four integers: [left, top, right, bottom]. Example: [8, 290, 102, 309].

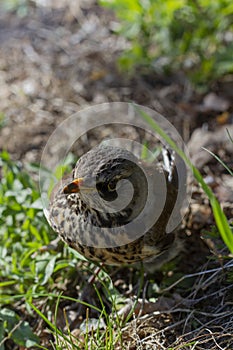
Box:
[48, 145, 184, 267]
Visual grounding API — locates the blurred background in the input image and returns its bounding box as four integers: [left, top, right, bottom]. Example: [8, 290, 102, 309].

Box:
[0, 0, 232, 163]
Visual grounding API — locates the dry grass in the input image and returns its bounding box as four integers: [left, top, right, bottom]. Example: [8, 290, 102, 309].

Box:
[116, 256, 233, 350]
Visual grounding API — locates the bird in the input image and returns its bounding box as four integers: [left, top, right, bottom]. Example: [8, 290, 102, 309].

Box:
[48, 144, 184, 267]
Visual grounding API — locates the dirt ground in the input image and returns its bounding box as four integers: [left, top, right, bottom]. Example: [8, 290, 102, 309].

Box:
[0, 1, 233, 349]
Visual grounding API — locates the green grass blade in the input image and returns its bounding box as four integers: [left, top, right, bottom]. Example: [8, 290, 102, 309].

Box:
[138, 107, 233, 253]
[28, 301, 63, 335]
[202, 147, 233, 176]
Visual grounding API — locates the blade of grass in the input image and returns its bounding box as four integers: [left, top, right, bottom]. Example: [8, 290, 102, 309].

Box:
[2, 293, 102, 314]
[28, 300, 80, 349]
[28, 301, 64, 336]
[202, 147, 233, 176]
[226, 128, 233, 143]
[137, 106, 233, 253]
[0, 280, 17, 287]
[54, 292, 63, 348]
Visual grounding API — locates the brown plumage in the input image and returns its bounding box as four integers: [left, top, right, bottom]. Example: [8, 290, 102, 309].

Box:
[48, 145, 184, 267]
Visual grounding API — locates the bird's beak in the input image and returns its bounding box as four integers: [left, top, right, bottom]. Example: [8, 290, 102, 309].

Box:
[63, 177, 95, 194]
[63, 178, 84, 194]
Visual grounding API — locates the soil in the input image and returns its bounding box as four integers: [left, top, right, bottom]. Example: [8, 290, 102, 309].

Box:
[0, 1, 232, 349]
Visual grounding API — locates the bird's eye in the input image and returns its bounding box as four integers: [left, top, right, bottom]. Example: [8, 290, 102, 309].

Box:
[108, 180, 117, 191]
[96, 180, 118, 201]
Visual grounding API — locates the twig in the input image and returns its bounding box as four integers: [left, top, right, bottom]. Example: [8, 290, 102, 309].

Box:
[161, 260, 233, 293]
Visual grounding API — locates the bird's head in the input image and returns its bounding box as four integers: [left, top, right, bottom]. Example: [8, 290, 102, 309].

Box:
[62, 145, 148, 216]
